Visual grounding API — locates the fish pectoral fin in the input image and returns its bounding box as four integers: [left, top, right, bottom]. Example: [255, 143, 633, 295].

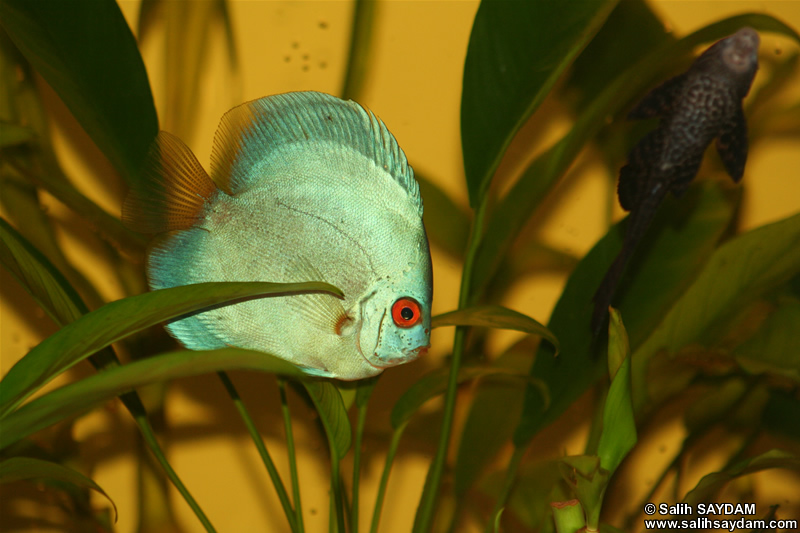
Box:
[284, 256, 349, 335]
[123, 131, 217, 233]
[628, 73, 687, 120]
[716, 107, 748, 183]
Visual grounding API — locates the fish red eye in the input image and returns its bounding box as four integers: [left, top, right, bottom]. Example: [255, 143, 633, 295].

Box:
[392, 298, 422, 328]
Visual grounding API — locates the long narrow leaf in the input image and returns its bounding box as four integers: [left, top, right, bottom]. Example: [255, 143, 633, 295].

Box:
[0, 348, 303, 451]
[0, 280, 341, 416]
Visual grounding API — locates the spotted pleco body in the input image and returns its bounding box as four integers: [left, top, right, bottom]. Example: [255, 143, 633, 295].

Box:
[124, 92, 432, 380]
[592, 28, 760, 333]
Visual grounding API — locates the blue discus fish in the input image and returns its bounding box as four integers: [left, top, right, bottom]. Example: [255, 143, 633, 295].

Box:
[124, 91, 433, 380]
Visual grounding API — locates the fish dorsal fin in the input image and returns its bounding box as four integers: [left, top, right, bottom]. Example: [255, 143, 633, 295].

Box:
[209, 91, 421, 213]
[123, 131, 217, 233]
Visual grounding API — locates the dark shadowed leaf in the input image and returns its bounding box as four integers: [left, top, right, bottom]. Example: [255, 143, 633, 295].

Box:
[0, 457, 117, 519]
[0, 121, 34, 146]
[682, 450, 800, 506]
[0, 348, 304, 450]
[513, 182, 736, 447]
[734, 301, 800, 382]
[0, 280, 341, 416]
[461, 0, 619, 206]
[432, 305, 558, 353]
[0, 0, 158, 187]
[632, 212, 800, 410]
[303, 381, 351, 460]
[417, 172, 469, 259]
[470, 14, 800, 297]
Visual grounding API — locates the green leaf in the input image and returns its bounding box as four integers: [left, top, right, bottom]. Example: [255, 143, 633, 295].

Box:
[682, 450, 800, 506]
[303, 381, 351, 460]
[341, 0, 377, 101]
[470, 13, 800, 297]
[633, 212, 800, 411]
[734, 301, 800, 382]
[513, 182, 736, 447]
[596, 308, 636, 475]
[391, 365, 545, 430]
[550, 499, 585, 533]
[432, 305, 558, 353]
[0, 457, 117, 518]
[460, 0, 619, 206]
[0, 347, 304, 450]
[0, 280, 342, 417]
[0, 0, 158, 186]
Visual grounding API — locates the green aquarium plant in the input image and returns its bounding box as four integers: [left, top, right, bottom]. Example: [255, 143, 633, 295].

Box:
[1, 0, 799, 532]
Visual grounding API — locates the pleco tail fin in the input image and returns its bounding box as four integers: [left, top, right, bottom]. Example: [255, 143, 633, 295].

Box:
[123, 131, 218, 234]
[591, 182, 669, 335]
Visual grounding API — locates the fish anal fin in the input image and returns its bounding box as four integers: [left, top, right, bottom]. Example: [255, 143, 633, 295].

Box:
[716, 107, 748, 183]
[123, 131, 217, 233]
[628, 73, 687, 120]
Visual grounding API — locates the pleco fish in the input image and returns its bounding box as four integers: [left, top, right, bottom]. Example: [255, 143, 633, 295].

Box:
[124, 91, 433, 380]
[591, 28, 760, 334]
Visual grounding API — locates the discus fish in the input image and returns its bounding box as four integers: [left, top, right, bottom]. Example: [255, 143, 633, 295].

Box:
[591, 28, 759, 334]
[124, 91, 432, 380]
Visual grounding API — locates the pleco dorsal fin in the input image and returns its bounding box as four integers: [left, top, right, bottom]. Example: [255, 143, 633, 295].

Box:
[123, 131, 218, 234]
[209, 91, 422, 214]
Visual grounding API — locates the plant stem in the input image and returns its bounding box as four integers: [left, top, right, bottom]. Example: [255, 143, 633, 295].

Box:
[279, 379, 305, 533]
[370, 423, 407, 533]
[351, 402, 369, 533]
[217, 372, 297, 531]
[340, 0, 377, 101]
[414, 197, 489, 532]
[136, 413, 216, 532]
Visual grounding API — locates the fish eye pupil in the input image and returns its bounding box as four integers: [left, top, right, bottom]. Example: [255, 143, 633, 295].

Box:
[401, 306, 415, 321]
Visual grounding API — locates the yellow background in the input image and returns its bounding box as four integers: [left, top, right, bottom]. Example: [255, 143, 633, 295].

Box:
[1, 1, 799, 532]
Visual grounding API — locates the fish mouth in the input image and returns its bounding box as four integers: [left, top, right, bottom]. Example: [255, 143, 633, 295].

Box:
[364, 343, 430, 370]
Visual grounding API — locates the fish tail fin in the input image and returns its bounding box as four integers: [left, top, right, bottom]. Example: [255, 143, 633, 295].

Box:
[123, 131, 218, 234]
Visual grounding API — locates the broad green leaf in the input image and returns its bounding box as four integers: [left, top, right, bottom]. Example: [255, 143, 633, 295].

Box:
[0, 457, 117, 519]
[513, 182, 736, 447]
[471, 14, 800, 296]
[417, 172, 470, 259]
[0, 0, 158, 187]
[682, 450, 800, 506]
[0, 348, 304, 451]
[303, 381, 351, 460]
[453, 344, 533, 497]
[596, 308, 636, 475]
[734, 301, 800, 382]
[460, 0, 619, 206]
[564, 0, 673, 113]
[432, 304, 558, 353]
[391, 365, 545, 430]
[558, 456, 608, 532]
[0, 280, 342, 417]
[633, 212, 800, 411]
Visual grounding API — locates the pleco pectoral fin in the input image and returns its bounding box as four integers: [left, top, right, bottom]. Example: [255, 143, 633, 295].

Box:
[627, 73, 687, 120]
[716, 107, 748, 182]
[122, 131, 218, 234]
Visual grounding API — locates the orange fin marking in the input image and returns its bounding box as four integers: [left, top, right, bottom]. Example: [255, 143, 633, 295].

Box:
[123, 131, 217, 234]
